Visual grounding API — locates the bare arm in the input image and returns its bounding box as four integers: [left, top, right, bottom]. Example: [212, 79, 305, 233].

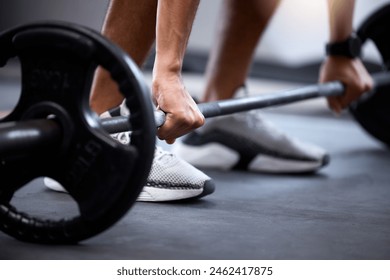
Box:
[153, 0, 204, 144]
[319, 0, 373, 113]
[90, 0, 157, 114]
[327, 0, 354, 42]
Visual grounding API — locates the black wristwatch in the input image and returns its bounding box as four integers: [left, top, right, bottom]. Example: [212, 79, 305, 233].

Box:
[325, 34, 362, 58]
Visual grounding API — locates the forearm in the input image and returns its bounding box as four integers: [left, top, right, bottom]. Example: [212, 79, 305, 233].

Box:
[90, 0, 157, 114]
[154, 0, 200, 75]
[327, 0, 355, 42]
[151, 0, 203, 143]
[102, 0, 157, 66]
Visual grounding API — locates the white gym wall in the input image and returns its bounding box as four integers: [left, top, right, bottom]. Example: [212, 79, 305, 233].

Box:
[0, 0, 387, 66]
[189, 0, 386, 65]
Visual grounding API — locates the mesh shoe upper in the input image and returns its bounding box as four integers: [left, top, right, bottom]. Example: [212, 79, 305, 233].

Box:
[147, 146, 211, 190]
[111, 100, 214, 201]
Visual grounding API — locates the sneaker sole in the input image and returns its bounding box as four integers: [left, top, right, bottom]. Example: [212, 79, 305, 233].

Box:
[137, 179, 215, 202]
[44, 177, 215, 202]
[174, 142, 329, 174]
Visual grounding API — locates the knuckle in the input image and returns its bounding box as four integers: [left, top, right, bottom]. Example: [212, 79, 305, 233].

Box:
[157, 128, 167, 140]
[195, 115, 205, 127]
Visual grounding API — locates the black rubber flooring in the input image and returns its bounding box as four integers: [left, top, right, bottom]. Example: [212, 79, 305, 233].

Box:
[1, 76, 389, 260]
[1, 114, 389, 260]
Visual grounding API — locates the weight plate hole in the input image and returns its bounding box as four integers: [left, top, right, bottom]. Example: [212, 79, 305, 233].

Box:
[11, 177, 79, 221]
[0, 57, 21, 120]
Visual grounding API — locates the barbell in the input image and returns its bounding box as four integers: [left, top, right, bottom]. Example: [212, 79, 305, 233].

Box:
[2, 70, 390, 151]
[0, 4, 389, 244]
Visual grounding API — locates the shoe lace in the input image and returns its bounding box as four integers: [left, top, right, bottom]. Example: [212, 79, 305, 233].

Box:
[154, 146, 175, 164]
[242, 110, 285, 139]
[111, 132, 131, 145]
[111, 133, 175, 165]
[111, 101, 176, 163]
[233, 85, 283, 136]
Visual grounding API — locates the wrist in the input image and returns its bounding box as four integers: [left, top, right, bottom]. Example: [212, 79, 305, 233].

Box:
[153, 55, 183, 76]
[325, 33, 362, 59]
[152, 68, 183, 93]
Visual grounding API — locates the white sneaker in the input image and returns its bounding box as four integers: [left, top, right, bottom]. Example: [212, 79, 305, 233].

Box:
[173, 88, 329, 174]
[44, 145, 214, 202]
[44, 102, 215, 202]
[138, 146, 214, 201]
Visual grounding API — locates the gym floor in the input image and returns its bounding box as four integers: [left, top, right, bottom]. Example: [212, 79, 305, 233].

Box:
[1, 70, 389, 260]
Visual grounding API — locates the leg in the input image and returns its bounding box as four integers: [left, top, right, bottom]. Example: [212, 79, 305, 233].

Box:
[203, 0, 280, 102]
[174, 0, 329, 173]
[90, 0, 157, 114]
[93, 0, 215, 201]
[46, 0, 216, 202]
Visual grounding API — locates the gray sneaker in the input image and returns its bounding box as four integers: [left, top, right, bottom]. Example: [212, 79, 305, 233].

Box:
[173, 88, 329, 174]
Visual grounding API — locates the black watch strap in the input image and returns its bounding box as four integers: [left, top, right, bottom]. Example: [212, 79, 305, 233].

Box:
[326, 34, 362, 58]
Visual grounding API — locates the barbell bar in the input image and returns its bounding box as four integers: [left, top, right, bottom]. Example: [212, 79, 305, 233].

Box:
[102, 71, 390, 133]
[1, 71, 389, 158]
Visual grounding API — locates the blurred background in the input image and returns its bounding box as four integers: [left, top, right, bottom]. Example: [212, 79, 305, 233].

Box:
[0, 0, 386, 83]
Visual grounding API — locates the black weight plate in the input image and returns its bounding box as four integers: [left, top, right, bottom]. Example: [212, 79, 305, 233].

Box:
[357, 3, 390, 68]
[350, 4, 390, 147]
[350, 86, 390, 147]
[0, 22, 156, 243]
